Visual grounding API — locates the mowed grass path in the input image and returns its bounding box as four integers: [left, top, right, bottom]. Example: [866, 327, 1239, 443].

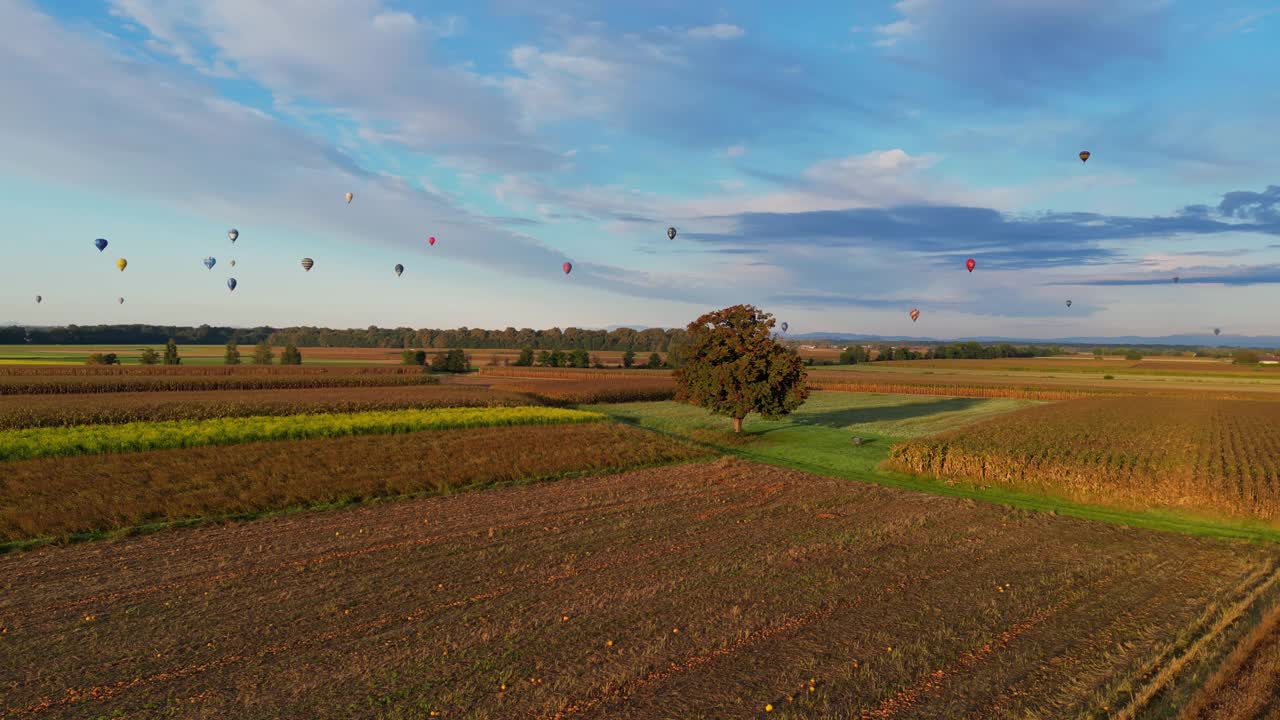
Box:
[0, 406, 602, 461]
[591, 392, 1280, 543]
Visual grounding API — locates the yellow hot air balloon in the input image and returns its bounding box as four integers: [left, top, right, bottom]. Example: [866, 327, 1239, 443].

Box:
[1078, 150, 1091, 163]
[116, 258, 128, 272]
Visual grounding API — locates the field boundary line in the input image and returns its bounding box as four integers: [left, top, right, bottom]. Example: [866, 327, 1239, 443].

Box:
[1112, 560, 1280, 719]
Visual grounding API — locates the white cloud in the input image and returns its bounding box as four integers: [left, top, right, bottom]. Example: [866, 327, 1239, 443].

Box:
[108, 0, 559, 172]
[872, 18, 917, 47]
[687, 23, 745, 40]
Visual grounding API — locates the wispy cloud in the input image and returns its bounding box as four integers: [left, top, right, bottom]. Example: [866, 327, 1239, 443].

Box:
[687, 23, 745, 40]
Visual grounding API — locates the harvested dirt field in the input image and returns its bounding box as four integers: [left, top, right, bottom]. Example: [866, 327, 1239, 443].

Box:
[1181, 600, 1280, 719]
[0, 422, 704, 545]
[2, 459, 1275, 719]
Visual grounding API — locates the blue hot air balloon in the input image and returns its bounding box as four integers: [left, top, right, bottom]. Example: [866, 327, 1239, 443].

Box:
[203, 257, 216, 270]
[94, 238, 108, 252]
[227, 278, 237, 292]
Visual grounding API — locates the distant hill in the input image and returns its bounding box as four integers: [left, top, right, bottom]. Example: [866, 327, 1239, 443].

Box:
[788, 332, 1280, 349]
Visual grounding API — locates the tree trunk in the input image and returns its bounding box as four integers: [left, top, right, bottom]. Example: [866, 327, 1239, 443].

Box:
[733, 416, 743, 433]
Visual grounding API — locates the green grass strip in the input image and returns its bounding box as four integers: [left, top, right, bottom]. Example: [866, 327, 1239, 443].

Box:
[0, 406, 604, 461]
[587, 398, 1280, 545]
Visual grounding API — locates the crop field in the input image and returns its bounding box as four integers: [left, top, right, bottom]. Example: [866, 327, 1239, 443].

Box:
[0, 370, 437, 394]
[0, 384, 537, 429]
[887, 397, 1280, 528]
[0, 406, 603, 462]
[1182, 600, 1280, 719]
[3, 458, 1278, 719]
[0, 422, 706, 547]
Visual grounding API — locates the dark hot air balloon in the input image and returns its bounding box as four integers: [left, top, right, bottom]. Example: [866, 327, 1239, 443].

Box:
[301, 258, 314, 272]
[562, 262, 572, 275]
[394, 264, 404, 277]
[781, 322, 788, 333]
[227, 278, 237, 292]
[203, 257, 216, 270]
[118, 297, 125, 305]
[965, 258, 976, 273]
[1173, 276, 1180, 284]
[35, 295, 41, 304]
[1214, 328, 1221, 336]
[230, 259, 236, 268]
[1066, 299, 1073, 308]
[1079, 151, 1091, 163]
[228, 228, 239, 243]
[94, 238, 108, 252]
[909, 308, 920, 322]
[667, 227, 677, 240]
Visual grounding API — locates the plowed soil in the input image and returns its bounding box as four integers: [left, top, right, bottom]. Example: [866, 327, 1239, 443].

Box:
[2, 459, 1275, 719]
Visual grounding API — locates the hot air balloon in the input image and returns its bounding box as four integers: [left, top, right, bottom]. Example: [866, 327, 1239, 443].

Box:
[230, 259, 237, 268]
[228, 228, 239, 243]
[1215, 328, 1221, 336]
[1173, 276, 1180, 284]
[428, 236, 436, 247]
[203, 257, 216, 270]
[562, 262, 573, 275]
[1079, 151, 1091, 163]
[227, 278, 237, 292]
[1066, 299, 1073, 308]
[118, 297, 125, 305]
[667, 227, 677, 240]
[35, 295, 41, 304]
[965, 258, 976, 273]
[345, 192, 354, 204]
[781, 322, 789, 333]
[394, 264, 404, 277]
[301, 258, 314, 272]
[94, 238, 108, 252]
[116, 258, 128, 272]
[909, 308, 920, 322]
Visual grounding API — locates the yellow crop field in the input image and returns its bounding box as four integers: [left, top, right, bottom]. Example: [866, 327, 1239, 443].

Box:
[887, 397, 1280, 526]
[0, 406, 603, 461]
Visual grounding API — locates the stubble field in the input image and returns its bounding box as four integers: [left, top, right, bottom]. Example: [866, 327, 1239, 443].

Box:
[3, 458, 1277, 719]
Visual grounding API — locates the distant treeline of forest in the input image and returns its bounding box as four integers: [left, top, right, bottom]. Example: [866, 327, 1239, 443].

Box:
[0, 324, 690, 352]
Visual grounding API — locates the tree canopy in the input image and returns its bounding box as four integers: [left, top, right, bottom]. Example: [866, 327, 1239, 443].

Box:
[674, 305, 808, 433]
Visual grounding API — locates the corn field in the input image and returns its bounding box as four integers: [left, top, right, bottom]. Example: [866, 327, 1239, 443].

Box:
[887, 397, 1280, 525]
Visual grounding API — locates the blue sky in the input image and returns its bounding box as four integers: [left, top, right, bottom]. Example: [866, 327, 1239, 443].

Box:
[2, 0, 1279, 337]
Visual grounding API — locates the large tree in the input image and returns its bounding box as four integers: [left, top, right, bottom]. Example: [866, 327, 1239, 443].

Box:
[674, 305, 809, 433]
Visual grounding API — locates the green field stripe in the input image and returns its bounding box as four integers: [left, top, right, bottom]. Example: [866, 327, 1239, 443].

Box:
[0, 406, 604, 461]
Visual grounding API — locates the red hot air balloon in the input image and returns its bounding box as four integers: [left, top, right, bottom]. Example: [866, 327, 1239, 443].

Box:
[562, 262, 573, 275]
[428, 236, 436, 247]
[965, 258, 976, 273]
[909, 308, 920, 322]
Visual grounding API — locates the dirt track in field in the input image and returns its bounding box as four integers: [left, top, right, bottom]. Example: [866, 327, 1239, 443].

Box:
[2, 459, 1276, 719]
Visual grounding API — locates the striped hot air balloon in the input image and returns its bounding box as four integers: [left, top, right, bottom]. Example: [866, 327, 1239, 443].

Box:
[909, 308, 920, 322]
[301, 258, 314, 272]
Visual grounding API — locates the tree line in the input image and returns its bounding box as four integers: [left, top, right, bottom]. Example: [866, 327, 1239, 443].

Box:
[835, 341, 1067, 364]
[85, 339, 303, 366]
[5, 324, 689, 352]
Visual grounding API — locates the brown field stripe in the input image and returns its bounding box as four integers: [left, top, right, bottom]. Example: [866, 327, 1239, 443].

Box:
[5, 537, 713, 718]
[9, 477, 754, 623]
[540, 545, 1009, 720]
